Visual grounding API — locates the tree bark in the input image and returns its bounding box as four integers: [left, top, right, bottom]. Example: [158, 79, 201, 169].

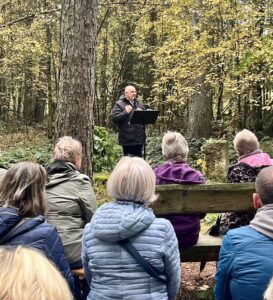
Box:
[56, 0, 98, 177]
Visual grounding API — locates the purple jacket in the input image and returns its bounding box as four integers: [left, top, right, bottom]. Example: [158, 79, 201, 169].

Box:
[154, 162, 205, 249]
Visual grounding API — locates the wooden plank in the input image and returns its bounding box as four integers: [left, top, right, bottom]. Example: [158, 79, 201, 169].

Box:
[180, 235, 222, 262]
[152, 183, 255, 215]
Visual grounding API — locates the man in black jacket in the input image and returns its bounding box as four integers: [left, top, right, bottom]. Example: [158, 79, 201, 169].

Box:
[112, 85, 145, 157]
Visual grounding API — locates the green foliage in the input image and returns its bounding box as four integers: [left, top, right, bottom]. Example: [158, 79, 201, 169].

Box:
[0, 132, 52, 168]
[93, 126, 121, 173]
[146, 132, 164, 167]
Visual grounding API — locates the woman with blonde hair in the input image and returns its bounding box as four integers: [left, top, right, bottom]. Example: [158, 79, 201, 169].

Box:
[82, 156, 181, 300]
[0, 246, 73, 300]
[0, 162, 74, 292]
[154, 131, 205, 248]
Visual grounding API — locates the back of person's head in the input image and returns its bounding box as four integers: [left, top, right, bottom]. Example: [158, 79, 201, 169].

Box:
[264, 277, 273, 300]
[233, 129, 259, 156]
[255, 166, 273, 205]
[107, 156, 157, 205]
[0, 162, 46, 217]
[53, 136, 82, 164]
[162, 131, 189, 163]
[0, 246, 73, 300]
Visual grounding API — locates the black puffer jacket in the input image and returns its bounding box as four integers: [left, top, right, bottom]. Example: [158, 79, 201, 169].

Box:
[112, 97, 146, 146]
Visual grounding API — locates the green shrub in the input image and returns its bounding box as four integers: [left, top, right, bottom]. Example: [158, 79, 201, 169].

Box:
[93, 126, 122, 173]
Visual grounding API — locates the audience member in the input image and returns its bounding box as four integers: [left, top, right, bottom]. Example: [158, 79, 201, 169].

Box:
[0, 162, 74, 292]
[82, 156, 181, 300]
[215, 166, 273, 300]
[154, 131, 205, 248]
[219, 129, 272, 234]
[46, 136, 97, 299]
[0, 246, 73, 300]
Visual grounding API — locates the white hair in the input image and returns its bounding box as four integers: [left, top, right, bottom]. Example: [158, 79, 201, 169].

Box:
[233, 129, 259, 156]
[53, 136, 82, 163]
[107, 156, 157, 205]
[162, 131, 189, 163]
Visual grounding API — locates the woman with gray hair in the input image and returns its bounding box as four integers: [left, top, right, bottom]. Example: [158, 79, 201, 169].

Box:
[82, 156, 181, 300]
[219, 129, 273, 235]
[46, 136, 97, 299]
[154, 131, 205, 249]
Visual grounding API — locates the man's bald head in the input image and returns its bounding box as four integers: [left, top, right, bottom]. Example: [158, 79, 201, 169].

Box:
[124, 86, 137, 101]
[255, 166, 273, 205]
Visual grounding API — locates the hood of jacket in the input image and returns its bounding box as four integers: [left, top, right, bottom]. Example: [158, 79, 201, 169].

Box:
[46, 160, 80, 187]
[154, 162, 205, 185]
[91, 200, 155, 242]
[250, 204, 273, 239]
[0, 207, 44, 240]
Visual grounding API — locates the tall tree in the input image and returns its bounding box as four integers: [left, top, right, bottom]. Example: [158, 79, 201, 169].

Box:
[55, 0, 98, 177]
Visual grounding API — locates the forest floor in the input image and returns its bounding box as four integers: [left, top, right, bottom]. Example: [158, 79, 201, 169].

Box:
[177, 262, 216, 300]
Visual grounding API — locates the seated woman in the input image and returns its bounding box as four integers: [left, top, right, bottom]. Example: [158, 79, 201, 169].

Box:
[0, 162, 74, 292]
[220, 129, 273, 234]
[154, 131, 205, 249]
[46, 136, 97, 299]
[0, 246, 73, 300]
[82, 156, 181, 300]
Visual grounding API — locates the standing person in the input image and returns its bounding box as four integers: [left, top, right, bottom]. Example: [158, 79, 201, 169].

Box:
[82, 156, 181, 300]
[215, 166, 273, 300]
[0, 246, 73, 300]
[112, 85, 145, 157]
[219, 129, 272, 235]
[0, 162, 74, 292]
[46, 136, 97, 300]
[154, 131, 205, 249]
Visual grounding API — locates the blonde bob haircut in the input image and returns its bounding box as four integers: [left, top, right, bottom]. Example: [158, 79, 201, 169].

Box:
[233, 129, 260, 156]
[107, 156, 157, 205]
[0, 162, 47, 217]
[264, 277, 273, 300]
[0, 246, 73, 300]
[53, 136, 82, 164]
[162, 131, 189, 163]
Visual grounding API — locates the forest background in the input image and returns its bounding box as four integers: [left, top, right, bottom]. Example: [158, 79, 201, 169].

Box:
[1, 1, 273, 299]
[1, 0, 273, 178]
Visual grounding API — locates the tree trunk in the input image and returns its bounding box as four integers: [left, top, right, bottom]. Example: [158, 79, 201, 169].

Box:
[187, 75, 213, 139]
[56, 0, 98, 177]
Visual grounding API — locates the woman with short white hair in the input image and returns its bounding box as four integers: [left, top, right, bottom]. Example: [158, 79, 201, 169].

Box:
[154, 131, 205, 249]
[219, 129, 273, 235]
[82, 156, 181, 300]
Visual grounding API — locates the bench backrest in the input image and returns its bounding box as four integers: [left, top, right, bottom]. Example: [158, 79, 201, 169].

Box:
[152, 183, 255, 215]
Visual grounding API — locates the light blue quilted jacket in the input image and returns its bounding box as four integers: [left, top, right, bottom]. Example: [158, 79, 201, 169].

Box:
[82, 200, 181, 300]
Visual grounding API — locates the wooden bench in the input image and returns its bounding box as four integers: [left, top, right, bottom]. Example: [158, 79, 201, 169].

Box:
[152, 183, 255, 262]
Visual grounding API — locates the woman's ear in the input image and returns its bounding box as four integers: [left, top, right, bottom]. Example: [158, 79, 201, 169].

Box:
[74, 157, 82, 169]
[253, 192, 262, 209]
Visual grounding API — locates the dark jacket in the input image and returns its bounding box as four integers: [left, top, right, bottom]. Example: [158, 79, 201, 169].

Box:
[112, 96, 146, 146]
[46, 161, 97, 268]
[219, 162, 268, 235]
[0, 207, 74, 291]
[154, 162, 205, 249]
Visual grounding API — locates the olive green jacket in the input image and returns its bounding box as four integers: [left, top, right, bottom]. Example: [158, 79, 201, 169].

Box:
[46, 161, 97, 267]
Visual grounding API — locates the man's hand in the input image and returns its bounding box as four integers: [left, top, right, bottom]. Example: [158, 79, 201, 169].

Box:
[125, 105, 132, 113]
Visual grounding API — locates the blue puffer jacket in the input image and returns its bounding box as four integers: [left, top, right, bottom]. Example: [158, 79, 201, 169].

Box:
[214, 226, 273, 300]
[82, 200, 181, 300]
[0, 207, 74, 292]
